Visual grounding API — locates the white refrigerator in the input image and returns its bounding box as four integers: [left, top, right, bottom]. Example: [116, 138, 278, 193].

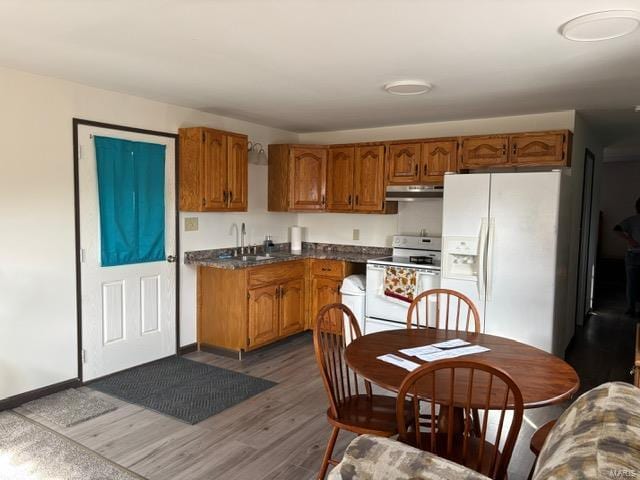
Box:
[441, 171, 572, 355]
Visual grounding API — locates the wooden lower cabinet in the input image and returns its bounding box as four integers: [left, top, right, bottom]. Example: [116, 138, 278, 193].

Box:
[279, 278, 306, 336]
[248, 284, 280, 348]
[198, 258, 358, 353]
[198, 260, 307, 352]
[308, 259, 355, 331]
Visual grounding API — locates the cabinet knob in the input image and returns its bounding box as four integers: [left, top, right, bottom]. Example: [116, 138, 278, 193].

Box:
[167, 255, 176, 263]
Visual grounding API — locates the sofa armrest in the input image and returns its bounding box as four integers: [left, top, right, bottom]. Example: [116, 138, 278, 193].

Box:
[328, 435, 490, 480]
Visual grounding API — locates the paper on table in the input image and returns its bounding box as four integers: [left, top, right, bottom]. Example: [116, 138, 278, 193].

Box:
[430, 339, 471, 349]
[377, 354, 421, 371]
[399, 345, 442, 357]
[416, 345, 490, 362]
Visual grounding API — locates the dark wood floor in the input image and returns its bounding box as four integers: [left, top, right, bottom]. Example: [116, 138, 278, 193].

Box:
[566, 286, 637, 395]
[13, 289, 636, 480]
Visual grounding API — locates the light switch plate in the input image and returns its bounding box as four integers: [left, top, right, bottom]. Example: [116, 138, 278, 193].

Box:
[352, 229, 360, 240]
[184, 217, 199, 232]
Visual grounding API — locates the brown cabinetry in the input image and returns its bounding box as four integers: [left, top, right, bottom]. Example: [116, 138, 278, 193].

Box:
[460, 130, 571, 169]
[510, 132, 568, 166]
[179, 127, 248, 211]
[460, 135, 509, 169]
[325, 144, 393, 213]
[422, 140, 457, 183]
[354, 145, 386, 212]
[198, 260, 307, 352]
[247, 284, 279, 348]
[387, 140, 458, 185]
[309, 259, 354, 330]
[387, 143, 421, 184]
[268, 145, 327, 211]
[326, 146, 355, 212]
[271, 144, 394, 213]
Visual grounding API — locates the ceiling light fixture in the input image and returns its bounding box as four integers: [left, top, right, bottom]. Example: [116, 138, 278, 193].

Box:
[561, 10, 640, 41]
[384, 80, 432, 96]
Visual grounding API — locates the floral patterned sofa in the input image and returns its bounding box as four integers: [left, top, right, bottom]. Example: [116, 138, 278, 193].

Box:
[328, 382, 640, 480]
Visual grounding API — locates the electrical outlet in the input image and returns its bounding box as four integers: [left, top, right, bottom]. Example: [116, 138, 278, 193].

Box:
[184, 217, 199, 232]
[352, 229, 360, 240]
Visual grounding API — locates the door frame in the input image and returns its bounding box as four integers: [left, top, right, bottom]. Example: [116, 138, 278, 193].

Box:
[72, 118, 180, 382]
[575, 148, 597, 326]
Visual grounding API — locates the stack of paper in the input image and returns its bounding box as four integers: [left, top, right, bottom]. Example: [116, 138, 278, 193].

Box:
[376, 353, 421, 371]
[415, 345, 490, 362]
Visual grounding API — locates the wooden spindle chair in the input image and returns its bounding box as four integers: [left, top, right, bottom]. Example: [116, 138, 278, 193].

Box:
[406, 288, 481, 333]
[406, 289, 482, 434]
[314, 303, 404, 479]
[396, 359, 524, 480]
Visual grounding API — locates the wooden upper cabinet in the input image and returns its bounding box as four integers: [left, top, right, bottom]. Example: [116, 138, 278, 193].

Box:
[291, 147, 327, 210]
[510, 132, 569, 166]
[203, 130, 227, 210]
[354, 145, 385, 212]
[226, 134, 248, 211]
[460, 135, 509, 168]
[267, 145, 328, 212]
[327, 146, 355, 212]
[422, 140, 457, 183]
[179, 127, 248, 212]
[387, 143, 421, 184]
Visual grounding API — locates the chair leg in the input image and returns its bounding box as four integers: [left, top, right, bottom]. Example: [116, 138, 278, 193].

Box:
[318, 426, 340, 480]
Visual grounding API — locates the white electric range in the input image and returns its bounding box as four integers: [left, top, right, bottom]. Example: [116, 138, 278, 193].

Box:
[365, 235, 441, 334]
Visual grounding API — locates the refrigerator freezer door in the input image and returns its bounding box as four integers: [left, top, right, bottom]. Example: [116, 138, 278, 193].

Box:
[441, 174, 491, 330]
[484, 171, 562, 353]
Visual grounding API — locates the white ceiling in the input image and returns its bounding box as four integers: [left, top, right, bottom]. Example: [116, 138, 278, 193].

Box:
[1, 0, 640, 132]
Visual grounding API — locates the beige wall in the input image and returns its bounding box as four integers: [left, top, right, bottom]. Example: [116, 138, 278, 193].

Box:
[0, 66, 298, 399]
[599, 160, 640, 259]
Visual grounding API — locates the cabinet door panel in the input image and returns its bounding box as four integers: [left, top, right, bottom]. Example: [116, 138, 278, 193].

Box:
[291, 147, 327, 210]
[387, 143, 420, 184]
[422, 140, 457, 183]
[460, 136, 508, 168]
[248, 284, 279, 348]
[203, 130, 227, 210]
[311, 276, 342, 333]
[354, 145, 385, 212]
[280, 278, 306, 336]
[327, 146, 354, 212]
[226, 134, 248, 211]
[511, 133, 566, 165]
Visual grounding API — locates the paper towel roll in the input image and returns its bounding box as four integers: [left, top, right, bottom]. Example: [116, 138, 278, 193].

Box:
[291, 225, 302, 252]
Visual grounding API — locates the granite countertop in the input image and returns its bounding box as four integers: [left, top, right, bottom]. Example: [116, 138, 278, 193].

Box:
[184, 242, 391, 269]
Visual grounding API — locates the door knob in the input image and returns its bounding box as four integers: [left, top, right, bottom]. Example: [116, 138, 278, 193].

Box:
[167, 255, 176, 263]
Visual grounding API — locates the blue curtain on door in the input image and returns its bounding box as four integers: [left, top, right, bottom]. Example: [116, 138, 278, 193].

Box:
[94, 136, 166, 267]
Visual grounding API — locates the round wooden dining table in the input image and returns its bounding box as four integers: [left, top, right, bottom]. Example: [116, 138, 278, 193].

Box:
[345, 328, 580, 409]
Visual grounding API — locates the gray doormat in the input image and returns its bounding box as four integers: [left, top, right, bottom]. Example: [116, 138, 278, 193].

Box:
[0, 411, 143, 480]
[22, 388, 117, 427]
[88, 356, 276, 424]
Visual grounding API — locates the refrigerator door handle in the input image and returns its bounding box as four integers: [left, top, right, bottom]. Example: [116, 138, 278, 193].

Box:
[486, 218, 496, 301]
[477, 218, 488, 297]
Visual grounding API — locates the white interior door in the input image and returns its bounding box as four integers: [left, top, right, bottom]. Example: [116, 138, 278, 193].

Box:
[78, 124, 176, 381]
[484, 172, 561, 353]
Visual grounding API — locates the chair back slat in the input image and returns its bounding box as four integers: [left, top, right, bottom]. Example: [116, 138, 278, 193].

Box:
[396, 359, 523, 480]
[313, 303, 369, 418]
[407, 289, 481, 333]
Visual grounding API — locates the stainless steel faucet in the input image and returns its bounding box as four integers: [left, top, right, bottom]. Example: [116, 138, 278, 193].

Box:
[240, 222, 246, 255]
